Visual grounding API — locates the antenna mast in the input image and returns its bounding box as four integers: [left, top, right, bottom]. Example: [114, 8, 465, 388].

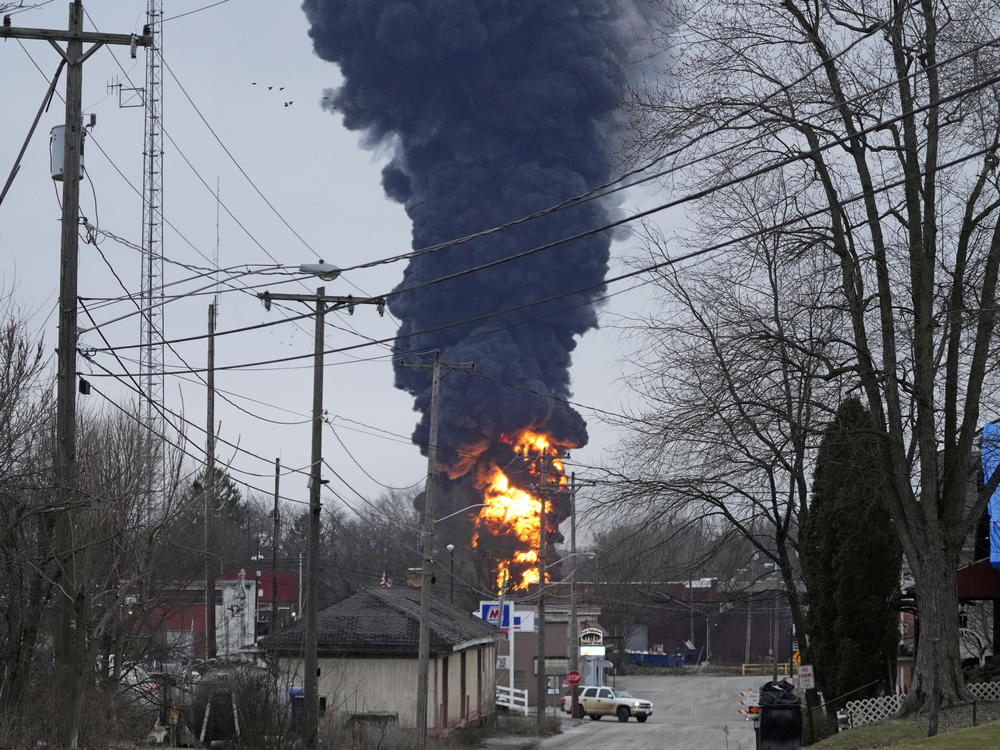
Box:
[140, 0, 164, 509]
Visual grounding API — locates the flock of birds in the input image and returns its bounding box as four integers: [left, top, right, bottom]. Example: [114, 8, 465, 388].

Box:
[251, 82, 293, 108]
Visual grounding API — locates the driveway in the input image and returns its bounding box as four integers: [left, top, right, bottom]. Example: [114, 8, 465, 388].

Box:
[535, 673, 764, 750]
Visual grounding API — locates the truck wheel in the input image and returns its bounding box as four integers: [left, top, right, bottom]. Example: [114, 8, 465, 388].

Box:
[574, 704, 585, 719]
[636, 714, 648, 723]
[617, 706, 630, 722]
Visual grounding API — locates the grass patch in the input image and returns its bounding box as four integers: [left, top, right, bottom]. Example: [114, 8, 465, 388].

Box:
[446, 713, 561, 748]
[811, 719, 1000, 749]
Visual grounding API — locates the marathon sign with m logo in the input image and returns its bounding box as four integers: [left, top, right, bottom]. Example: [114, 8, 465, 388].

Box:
[478, 601, 529, 631]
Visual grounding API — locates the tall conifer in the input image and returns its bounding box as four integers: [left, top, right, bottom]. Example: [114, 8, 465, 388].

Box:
[802, 397, 901, 715]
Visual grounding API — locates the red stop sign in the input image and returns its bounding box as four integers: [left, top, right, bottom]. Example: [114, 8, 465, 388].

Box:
[566, 670, 582, 686]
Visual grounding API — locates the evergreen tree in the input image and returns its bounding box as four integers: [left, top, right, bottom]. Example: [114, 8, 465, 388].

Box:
[801, 397, 901, 716]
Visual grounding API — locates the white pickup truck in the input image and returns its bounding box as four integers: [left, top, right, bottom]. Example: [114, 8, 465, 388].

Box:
[562, 685, 654, 722]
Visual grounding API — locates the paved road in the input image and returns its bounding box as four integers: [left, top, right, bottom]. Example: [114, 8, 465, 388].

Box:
[536, 674, 765, 750]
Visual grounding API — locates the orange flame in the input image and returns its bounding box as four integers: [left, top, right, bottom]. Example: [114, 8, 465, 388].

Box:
[471, 429, 571, 590]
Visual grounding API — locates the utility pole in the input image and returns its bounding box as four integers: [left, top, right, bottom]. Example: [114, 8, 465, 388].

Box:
[565, 471, 596, 718]
[1, 7, 150, 747]
[257, 286, 384, 750]
[305, 289, 324, 750]
[569, 473, 578, 670]
[206, 304, 217, 659]
[496, 570, 513, 698]
[536, 457, 549, 730]
[417, 351, 443, 750]
[401, 352, 474, 750]
[272, 457, 280, 639]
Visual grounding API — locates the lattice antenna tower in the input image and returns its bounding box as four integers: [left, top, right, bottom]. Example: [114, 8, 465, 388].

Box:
[140, 0, 164, 514]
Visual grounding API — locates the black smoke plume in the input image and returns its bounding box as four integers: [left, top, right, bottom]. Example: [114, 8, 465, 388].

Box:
[303, 1, 636, 475]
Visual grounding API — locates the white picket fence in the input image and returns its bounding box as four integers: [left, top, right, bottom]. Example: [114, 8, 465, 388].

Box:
[843, 694, 905, 727]
[969, 681, 1000, 701]
[496, 684, 529, 715]
[843, 681, 1000, 728]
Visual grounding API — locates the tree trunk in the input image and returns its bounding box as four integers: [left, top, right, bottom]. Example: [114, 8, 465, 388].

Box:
[903, 543, 968, 713]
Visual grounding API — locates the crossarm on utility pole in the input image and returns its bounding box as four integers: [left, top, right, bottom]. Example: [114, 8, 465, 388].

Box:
[0, 25, 146, 46]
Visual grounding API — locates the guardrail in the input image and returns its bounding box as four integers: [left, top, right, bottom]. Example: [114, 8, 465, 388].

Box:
[741, 662, 791, 676]
[496, 684, 529, 715]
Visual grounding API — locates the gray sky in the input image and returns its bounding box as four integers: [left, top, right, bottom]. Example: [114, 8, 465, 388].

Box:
[0, 1, 649, 536]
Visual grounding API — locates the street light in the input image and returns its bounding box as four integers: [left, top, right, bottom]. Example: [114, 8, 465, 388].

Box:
[434, 503, 487, 523]
[545, 551, 596, 569]
[298, 261, 340, 281]
[446, 544, 455, 603]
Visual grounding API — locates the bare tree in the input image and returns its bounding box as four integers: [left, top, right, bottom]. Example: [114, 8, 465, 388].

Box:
[627, 0, 1000, 712]
[603, 169, 848, 674]
[0, 294, 54, 715]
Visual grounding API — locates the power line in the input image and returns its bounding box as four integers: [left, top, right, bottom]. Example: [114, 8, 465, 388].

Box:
[78, 131, 1000, 378]
[87, 379, 311, 506]
[161, 0, 231, 24]
[78, 37, 1000, 378]
[331, 0, 931, 276]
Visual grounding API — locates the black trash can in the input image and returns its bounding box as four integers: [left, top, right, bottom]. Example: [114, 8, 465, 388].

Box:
[756, 679, 802, 750]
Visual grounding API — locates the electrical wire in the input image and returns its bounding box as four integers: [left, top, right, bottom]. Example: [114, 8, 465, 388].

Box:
[78, 38, 1000, 377]
[3, 1, 55, 17]
[18, 0, 982, 605]
[87, 379, 311, 506]
[83, 352, 312, 483]
[330, 0, 931, 276]
[14, 16, 333, 354]
[325, 419, 423, 492]
[79, 130, 1000, 379]
[162, 0, 231, 24]
[81, 10, 397, 351]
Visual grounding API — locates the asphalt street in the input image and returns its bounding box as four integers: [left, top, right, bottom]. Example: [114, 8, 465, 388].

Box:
[536, 673, 766, 750]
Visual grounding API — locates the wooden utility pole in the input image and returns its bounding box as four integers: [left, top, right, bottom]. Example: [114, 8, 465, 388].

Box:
[536, 457, 548, 729]
[568, 472, 578, 717]
[257, 287, 384, 750]
[416, 351, 443, 749]
[402, 352, 474, 750]
[206, 303, 217, 659]
[566, 472, 595, 718]
[1, 6, 150, 747]
[272, 457, 280, 638]
[305, 287, 325, 750]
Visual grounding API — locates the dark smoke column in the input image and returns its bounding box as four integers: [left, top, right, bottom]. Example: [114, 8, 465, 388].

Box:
[303, 0, 635, 474]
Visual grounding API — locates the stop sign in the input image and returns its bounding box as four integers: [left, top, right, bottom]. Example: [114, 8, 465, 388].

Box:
[566, 670, 582, 686]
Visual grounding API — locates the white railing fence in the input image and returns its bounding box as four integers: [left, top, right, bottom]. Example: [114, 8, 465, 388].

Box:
[843, 681, 1000, 728]
[496, 684, 529, 715]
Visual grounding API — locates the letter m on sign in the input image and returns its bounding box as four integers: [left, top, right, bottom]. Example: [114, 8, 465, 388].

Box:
[487, 606, 500, 624]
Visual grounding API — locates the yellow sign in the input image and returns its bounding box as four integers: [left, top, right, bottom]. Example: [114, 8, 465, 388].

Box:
[792, 650, 801, 666]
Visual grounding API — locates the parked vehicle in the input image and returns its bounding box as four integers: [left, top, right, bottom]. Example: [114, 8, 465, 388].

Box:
[561, 686, 592, 714]
[565, 685, 653, 722]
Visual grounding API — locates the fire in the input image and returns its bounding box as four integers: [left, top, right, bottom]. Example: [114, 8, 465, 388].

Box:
[470, 429, 571, 590]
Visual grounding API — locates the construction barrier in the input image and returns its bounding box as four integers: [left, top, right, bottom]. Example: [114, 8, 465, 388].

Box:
[741, 662, 791, 676]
